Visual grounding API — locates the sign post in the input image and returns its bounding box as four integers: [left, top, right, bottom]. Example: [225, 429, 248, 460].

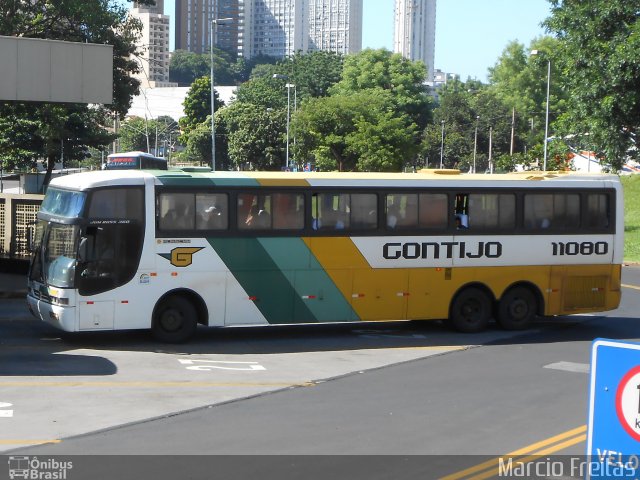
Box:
[587, 339, 640, 479]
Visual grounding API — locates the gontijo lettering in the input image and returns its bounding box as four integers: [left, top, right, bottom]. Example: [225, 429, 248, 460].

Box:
[383, 241, 502, 260]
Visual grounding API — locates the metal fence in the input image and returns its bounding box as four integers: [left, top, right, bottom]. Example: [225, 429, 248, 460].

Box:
[0, 193, 44, 258]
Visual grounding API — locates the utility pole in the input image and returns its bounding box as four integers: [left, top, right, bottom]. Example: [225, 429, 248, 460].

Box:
[510, 107, 515, 156]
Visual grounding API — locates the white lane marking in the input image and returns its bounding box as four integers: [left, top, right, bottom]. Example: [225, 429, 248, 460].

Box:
[0, 402, 13, 417]
[544, 361, 590, 374]
[178, 359, 266, 371]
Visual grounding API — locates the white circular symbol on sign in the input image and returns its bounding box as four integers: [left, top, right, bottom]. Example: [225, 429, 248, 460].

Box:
[616, 365, 640, 442]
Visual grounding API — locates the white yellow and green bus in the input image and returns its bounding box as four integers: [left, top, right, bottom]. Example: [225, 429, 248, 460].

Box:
[27, 169, 622, 342]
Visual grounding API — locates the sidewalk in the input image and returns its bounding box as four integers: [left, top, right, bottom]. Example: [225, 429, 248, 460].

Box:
[0, 272, 27, 299]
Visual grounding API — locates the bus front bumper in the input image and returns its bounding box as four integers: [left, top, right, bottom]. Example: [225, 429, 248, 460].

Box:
[27, 294, 76, 332]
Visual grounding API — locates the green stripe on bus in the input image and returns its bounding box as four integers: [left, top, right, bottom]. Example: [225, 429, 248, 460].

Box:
[208, 238, 315, 324]
[258, 238, 357, 322]
[156, 173, 261, 187]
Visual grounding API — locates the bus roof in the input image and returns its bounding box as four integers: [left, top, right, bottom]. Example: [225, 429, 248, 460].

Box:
[48, 169, 621, 191]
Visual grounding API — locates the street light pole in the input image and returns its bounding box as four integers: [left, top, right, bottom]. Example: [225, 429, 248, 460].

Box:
[285, 83, 291, 169]
[273, 74, 294, 170]
[473, 115, 479, 174]
[543, 58, 551, 171]
[488, 125, 493, 174]
[531, 50, 551, 171]
[210, 17, 232, 172]
[439, 120, 445, 169]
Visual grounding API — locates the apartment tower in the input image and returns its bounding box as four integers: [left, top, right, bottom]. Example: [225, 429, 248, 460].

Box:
[393, 0, 436, 82]
[130, 0, 173, 87]
[308, 0, 362, 55]
[175, 0, 244, 55]
[175, 0, 363, 59]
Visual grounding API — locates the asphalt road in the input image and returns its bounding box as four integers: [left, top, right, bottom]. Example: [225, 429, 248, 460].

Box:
[2, 267, 640, 479]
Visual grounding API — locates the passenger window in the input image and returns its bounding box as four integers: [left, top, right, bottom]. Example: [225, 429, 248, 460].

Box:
[238, 194, 272, 230]
[313, 193, 376, 231]
[313, 193, 349, 230]
[386, 194, 418, 229]
[272, 193, 304, 230]
[524, 194, 580, 230]
[467, 194, 515, 229]
[196, 193, 228, 230]
[418, 193, 447, 229]
[586, 193, 610, 229]
[350, 194, 377, 229]
[158, 193, 195, 230]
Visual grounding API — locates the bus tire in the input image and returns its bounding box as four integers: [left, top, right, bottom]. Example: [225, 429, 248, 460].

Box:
[152, 295, 198, 343]
[448, 287, 492, 333]
[497, 286, 537, 330]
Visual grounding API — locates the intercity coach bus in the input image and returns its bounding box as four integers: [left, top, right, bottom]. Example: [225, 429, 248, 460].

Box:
[27, 169, 622, 342]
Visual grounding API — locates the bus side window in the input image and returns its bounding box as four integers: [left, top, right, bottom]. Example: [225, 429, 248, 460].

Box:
[314, 193, 349, 230]
[467, 193, 515, 230]
[196, 193, 228, 230]
[586, 193, 610, 229]
[158, 193, 195, 230]
[386, 194, 418, 229]
[239, 194, 272, 230]
[418, 193, 447, 229]
[350, 194, 377, 229]
[524, 193, 580, 230]
[272, 193, 304, 230]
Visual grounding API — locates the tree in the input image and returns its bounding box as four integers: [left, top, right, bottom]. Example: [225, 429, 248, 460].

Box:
[294, 90, 416, 172]
[488, 37, 569, 165]
[119, 117, 151, 152]
[330, 49, 433, 131]
[545, 0, 640, 169]
[169, 50, 211, 86]
[0, 0, 145, 184]
[217, 103, 286, 170]
[234, 76, 287, 110]
[180, 76, 225, 135]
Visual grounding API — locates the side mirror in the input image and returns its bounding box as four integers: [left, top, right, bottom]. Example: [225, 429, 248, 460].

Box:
[78, 237, 88, 262]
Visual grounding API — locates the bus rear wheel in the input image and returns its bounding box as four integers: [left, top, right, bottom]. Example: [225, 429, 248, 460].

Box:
[497, 286, 537, 330]
[152, 296, 198, 343]
[448, 287, 492, 333]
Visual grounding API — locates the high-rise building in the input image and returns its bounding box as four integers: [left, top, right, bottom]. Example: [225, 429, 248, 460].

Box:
[175, 0, 245, 56]
[130, 0, 174, 88]
[393, 0, 436, 82]
[175, 0, 363, 60]
[244, 0, 306, 58]
[308, 0, 362, 55]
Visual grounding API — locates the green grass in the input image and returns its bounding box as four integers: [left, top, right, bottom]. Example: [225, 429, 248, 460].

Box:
[622, 175, 640, 263]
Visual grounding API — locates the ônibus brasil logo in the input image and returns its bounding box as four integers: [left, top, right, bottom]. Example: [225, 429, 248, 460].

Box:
[8, 456, 73, 480]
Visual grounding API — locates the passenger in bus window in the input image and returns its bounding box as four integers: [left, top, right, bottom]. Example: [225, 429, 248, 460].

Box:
[245, 205, 271, 229]
[455, 214, 469, 229]
[387, 203, 400, 228]
[198, 205, 223, 229]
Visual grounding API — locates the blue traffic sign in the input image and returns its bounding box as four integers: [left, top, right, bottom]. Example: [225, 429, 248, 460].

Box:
[587, 339, 640, 479]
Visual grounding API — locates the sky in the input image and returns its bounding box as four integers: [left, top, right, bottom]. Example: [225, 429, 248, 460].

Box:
[144, 0, 551, 83]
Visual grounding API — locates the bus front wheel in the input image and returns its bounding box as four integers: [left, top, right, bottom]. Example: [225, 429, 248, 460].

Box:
[152, 296, 198, 343]
[448, 287, 492, 333]
[497, 286, 537, 330]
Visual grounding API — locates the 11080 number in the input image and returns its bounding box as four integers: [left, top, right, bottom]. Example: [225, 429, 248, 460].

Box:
[552, 241, 608, 256]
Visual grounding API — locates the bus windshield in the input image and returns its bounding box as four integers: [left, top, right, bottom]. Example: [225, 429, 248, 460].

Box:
[40, 188, 86, 218]
[30, 220, 80, 288]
